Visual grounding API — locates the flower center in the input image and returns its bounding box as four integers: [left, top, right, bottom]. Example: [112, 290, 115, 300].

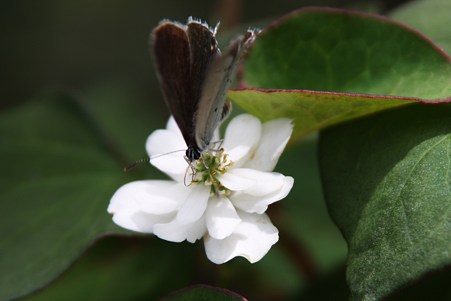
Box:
[192, 148, 233, 195]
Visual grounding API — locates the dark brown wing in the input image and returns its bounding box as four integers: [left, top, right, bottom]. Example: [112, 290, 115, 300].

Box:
[152, 22, 193, 145]
[151, 20, 218, 148]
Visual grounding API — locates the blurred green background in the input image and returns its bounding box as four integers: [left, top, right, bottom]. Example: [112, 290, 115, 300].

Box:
[1, 0, 408, 108]
[1, 0, 419, 300]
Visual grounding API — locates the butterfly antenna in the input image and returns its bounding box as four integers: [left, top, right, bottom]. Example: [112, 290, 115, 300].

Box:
[123, 157, 150, 172]
[123, 149, 187, 172]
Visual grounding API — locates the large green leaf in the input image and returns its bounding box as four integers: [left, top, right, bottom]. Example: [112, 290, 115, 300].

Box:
[23, 236, 197, 301]
[390, 0, 451, 54]
[241, 8, 450, 96]
[228, 8, 451, 140]
[319, 103, 451, 300]
[0, 95, 134, 300]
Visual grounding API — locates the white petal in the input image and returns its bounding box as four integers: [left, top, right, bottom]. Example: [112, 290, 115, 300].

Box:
[120, 211, 173, 233]
[107, 180, 179, 233]
[176, 185, 210, 224]
[108, 182, 140, 214]
[146, 128, 187, 182]
[205, 196, 241, 239]
[166, 116, 184, 138]
[218, 169, 256, 191]
[154, 215, 206, 243]
[204, 211, 279, 264]
[222, 114, 262, 167]
[110, 180, 186, 215]
[220, 168, 284, 196]
[244, 118, 293, 172]
[231, 176, 294, 214]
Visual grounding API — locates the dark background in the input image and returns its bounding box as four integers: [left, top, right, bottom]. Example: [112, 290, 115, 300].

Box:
[0, 0, 410, 109]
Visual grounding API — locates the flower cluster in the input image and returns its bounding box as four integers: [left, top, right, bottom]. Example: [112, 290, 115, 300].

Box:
[108, 114, 294, 264]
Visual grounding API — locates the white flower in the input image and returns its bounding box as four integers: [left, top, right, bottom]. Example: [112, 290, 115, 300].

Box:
[108, 114, 294, 264]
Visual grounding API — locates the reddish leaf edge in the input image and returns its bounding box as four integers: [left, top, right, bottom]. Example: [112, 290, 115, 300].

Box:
[229, 87, 451, 104]
[160, 284, 248, 301]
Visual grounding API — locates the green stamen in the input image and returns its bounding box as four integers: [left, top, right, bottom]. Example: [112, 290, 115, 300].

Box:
[192, 148, 233, 195]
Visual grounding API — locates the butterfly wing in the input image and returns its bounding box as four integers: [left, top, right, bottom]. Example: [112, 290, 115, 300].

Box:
[151, 19, 219, 148]
[187, 20, 220, 117]
[194, 29, 258, 150]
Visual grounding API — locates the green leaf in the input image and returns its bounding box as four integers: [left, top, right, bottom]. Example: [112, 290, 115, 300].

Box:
[162, 285, 247, 301]
[229, 90, 419, 140]
[228, 8, 451, 139]
[0, 95, 132, 300]
[23, 236, 197, 301]
[241, 8, 450, 97]
[390, 0, 451, 54]
[319, 103, 451, 300]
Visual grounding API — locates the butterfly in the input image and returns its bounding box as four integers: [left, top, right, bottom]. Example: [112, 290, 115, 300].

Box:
[151, 17, 258, 162]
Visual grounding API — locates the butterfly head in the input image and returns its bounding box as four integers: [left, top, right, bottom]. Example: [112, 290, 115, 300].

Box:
[186, 144, 202, 162]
